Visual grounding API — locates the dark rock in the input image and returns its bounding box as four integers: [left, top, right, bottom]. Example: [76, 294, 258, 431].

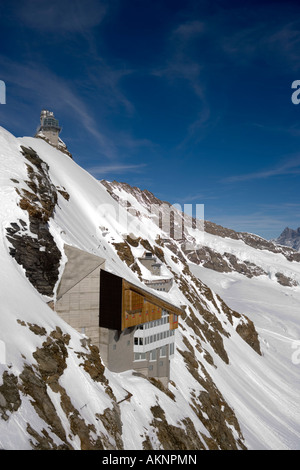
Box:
[6, 146, 66, 297]
[0, 372, 21, 421]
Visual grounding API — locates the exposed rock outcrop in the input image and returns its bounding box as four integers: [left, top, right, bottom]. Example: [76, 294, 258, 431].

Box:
[6, 146, 70, 297]
[15, 322, 124, 450]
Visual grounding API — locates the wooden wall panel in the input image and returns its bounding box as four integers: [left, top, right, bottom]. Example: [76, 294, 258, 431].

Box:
[169, 313, 179, 330]
[122, 289, 162, 330]
[99, 270, 182, 332]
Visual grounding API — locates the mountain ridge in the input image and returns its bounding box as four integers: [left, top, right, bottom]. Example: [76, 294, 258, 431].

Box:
[0, 127, 299, 449]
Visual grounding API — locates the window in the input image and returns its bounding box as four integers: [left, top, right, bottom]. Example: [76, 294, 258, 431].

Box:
[160, 346, 167, 358]
[134, 353, 146, 361]
[170, 343, 175, 355]
[150, 350, 156, 361]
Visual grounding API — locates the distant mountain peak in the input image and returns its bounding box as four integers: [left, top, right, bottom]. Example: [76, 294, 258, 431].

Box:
[274, 226, 300, 251]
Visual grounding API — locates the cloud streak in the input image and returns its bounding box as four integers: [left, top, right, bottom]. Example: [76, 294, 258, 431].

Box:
[0, 55, 154, 163]
[87, 163, 147, 178]
[0, 57, 112, 145]
[223, 154, 300, 183]
[210, 201, 300, 239]
[16, 0, 108, 33]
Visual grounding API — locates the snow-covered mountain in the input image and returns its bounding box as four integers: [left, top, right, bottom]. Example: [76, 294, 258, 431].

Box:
[273, 227, 300, 252]
[1, 126, 300, 450]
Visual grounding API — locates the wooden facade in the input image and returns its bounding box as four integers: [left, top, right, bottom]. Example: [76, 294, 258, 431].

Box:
[100, 270, 182, 332]
[169, 313, 179, 330]
[122, 290, 162, 329]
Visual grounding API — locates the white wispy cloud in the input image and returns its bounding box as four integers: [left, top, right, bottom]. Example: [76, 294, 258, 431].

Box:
[0, 55, 155, 163]
[1, 57, 106, 135]
[151, 19, 214, 147]
[87, 163, 147, 178]
[210, 206, 300, 239]
[220, 13, 300, 71]
[173, 20, 205, 40]
[16, 0, 108, 33]
[180, 192, 218, 203]
[223, 154, 300, 183]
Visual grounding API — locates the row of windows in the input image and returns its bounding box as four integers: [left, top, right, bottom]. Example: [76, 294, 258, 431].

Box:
[43, 118, 60, 128]
[134, 329, 175, 346]
[134, 343, 175, 362]
[137, 314, 169, 330]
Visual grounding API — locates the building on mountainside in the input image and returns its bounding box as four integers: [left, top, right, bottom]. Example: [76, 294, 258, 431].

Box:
[144, 278, 173, 293]
[138, 251, 173, 292]
[36, 109, 61, 146]
[55, 245, 182, 386]
[35, 109, 72, 158]
[138, 251, 162, 276]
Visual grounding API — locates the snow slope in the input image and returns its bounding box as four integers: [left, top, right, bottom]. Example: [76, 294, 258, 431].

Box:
[190, 265, 300, 449]
[0, 126, 300, 449]
[102, 179, 300, 450]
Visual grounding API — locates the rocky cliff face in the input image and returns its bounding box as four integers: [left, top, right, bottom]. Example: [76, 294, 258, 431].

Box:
[101, 180, 300, 288]
[6, 146, 68, 297]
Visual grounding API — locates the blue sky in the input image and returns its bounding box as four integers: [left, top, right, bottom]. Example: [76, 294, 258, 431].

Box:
[1, 0, 300, 239]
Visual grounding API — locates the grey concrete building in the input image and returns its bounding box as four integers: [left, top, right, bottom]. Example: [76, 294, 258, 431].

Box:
[55, 245, 106, 346]
[55, 245, 182, 386]
[144, 278, 173, 293]
[138, 252, 162, 276]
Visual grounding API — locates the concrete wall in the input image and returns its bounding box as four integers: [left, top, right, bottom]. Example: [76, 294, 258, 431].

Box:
[101, 328, 134, 372]
[55, 265, 102, 346]
[133, 346, 170, 387]
[102, 325, 170, 385]
[139, 257, 161, 276]
[43, 130, 60, 147]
